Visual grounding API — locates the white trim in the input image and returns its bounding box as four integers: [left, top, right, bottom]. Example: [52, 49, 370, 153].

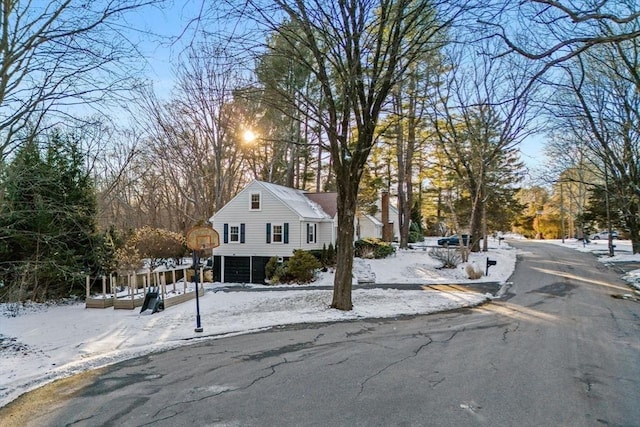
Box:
[307, 223, 316, 243]
[249, 191, 262, 211]
[229, 224, 241, 243]
[272, 223, 284, 244]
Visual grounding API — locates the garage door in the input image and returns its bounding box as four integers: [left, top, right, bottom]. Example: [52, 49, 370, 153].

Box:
[251, 256, 272, 284]
[223, 256, 251, 283]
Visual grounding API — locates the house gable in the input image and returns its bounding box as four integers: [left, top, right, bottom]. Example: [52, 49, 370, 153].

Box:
[210, 180, 334, 259]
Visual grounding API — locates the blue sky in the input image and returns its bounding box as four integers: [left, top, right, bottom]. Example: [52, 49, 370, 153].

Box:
[127, 1, 548, 170]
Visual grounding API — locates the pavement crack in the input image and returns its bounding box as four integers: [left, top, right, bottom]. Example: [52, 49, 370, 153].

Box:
[438, 328, 464, 343]
[357, 335, 433, 397]
[328, 357, 350, 366]
[502, 322, 520, 342]
[151, 359, 290, 421]
[429, 377, 445, 388]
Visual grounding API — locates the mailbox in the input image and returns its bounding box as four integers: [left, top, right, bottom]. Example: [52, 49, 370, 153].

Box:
[486, 258, 497, 276]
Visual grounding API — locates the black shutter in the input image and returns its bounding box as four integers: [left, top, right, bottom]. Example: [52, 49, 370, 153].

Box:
[266, 223, 271, 244]
[314, 224, 317, 243]
[306, 224, 310, 244]
[240, 224, 245, 243]
[223, 224, 229, 244]
[284, 223, 289, 244]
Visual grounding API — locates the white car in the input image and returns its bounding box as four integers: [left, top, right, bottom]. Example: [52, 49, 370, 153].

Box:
[590, 231, 618, 240]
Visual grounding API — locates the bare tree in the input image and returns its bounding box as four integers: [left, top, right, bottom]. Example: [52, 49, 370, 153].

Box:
[429, 41, 535, 252]
[122, 40, 250, 232]
[549, 38, 640, 252]
[215, 0, 461, 310]
[481, 0, 639, 88]
[389, 50, 445, 248]
[0, 0, 166, 160]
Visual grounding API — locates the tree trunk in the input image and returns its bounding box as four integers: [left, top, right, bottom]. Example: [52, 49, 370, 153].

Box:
[482, 194, 488, 252]
[331, 170, 358, 310]
[623, 204, 640, 254]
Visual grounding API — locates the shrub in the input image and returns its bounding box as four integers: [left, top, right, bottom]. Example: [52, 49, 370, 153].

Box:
[465, 263, 483, 279]
[265, 256, 280, 280]
[354, 238, 395, 259]
[308, 249, 324, 264]
[287, 250, 322, 283]
[428, 247, 462, 268]
[271, 263, 289, 283]
[408, 230, 422, 243]
[326, 243, 336, 266]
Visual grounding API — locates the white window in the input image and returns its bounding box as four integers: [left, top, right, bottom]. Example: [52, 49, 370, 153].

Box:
[307, 223, 316, 243]
[229, 225, 240, 242]
[272, 224, 283, 243]
[250, 192, 261, 210]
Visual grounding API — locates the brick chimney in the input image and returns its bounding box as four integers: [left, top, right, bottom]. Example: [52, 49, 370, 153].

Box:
[381, 191, 392, 242]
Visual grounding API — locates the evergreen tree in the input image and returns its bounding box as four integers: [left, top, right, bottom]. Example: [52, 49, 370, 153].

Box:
[0, 130, 101, 302]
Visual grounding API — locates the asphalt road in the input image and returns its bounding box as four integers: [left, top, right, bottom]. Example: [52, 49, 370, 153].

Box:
[2, 240, 639, 426]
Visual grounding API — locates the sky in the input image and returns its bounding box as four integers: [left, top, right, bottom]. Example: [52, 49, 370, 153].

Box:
[2, 236, 639, 409]
[124, 1, 550, 171]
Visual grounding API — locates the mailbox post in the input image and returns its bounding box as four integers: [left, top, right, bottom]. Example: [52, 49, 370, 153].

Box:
[486, 258, 497, 276]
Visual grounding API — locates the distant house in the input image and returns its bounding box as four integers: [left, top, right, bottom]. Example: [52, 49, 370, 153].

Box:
[355, 196, 400, 242]
[209, 180, 337, 284]
[356, 213, 383, 241]
[209, 180, 398, 284]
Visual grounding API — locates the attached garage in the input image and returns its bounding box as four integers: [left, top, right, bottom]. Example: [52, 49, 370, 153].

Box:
[251, 256, 272, 284]
[213, 256, 276, 284]
[223, 256, 251, 283]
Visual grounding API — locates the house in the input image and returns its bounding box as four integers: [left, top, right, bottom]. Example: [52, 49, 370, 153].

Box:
[209, 180, 399, 284]
[355, 194, 400, 242]
[209, 180, 337, 284]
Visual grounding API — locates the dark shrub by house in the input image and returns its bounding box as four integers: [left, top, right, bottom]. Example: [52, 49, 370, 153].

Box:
[354, 238, 395, 259]
[266, 250, 321, 284]
[265, 256, 288, 283]
[287, 250, 322, 282]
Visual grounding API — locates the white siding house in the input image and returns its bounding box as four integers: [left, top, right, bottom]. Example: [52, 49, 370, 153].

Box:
[209, 180, 336, 284]
[356, 214, 382, 240]
[356, 204, 400, 241]
[209, 180, 398, 284]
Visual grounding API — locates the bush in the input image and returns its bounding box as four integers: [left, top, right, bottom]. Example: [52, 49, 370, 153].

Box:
[265, 256, 280, 280]
[354, 238, 395, 259]
[271, 263, 289, 283]
[408, 230, 422, 243]
[465, 263, 483, 279]
[287, 250, 322, 283]
[428, 247, 462, 268]
[326, 243, 336, 266]
[266, 251, 321, 284]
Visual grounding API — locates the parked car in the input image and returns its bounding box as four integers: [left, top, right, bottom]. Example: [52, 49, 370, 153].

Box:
[590, 231, 618, 240]
[437, 234, 472, 246]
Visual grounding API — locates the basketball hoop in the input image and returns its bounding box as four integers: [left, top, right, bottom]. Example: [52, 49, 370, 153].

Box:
[186, 225, 219, 333]
[186, 225, 220, 251]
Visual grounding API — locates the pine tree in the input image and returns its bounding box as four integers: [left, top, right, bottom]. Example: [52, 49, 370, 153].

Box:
[0, 130, 101, 302]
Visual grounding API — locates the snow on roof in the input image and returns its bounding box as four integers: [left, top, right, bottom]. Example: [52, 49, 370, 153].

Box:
[257, 181, 333, 220]
[305, 192, 338, 218]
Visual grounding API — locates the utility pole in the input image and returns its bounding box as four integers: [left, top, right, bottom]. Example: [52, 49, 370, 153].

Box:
[604, 163, 614, 257]
[560, 181, 565, 244]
